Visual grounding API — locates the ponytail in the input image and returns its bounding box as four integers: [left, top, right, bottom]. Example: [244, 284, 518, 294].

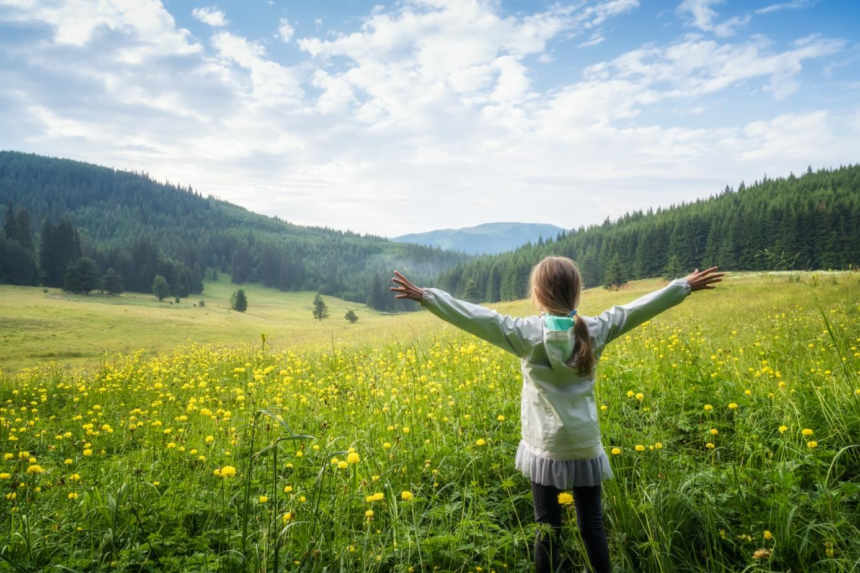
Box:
[529, 256, 597, 378]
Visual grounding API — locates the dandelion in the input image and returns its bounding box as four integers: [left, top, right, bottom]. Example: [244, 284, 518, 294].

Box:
[205, 436, 215, 444]
[807, 441, 818, 449]
[284, 485, 293, 493]
[635, 393, 644, 401]
[27, 465, 44, 474]
[704, 404, 713, 412]
[337, 461, 348, 469]
[83, 449, 92, 456]
[778, 425, 788, 433]
[259, 496, 268, 503]
[401, 491, 413, 501]
[365, 509, 374, 517]
[764, 531, 773, 540]
[706, 443, 715, 449]
[68, 493, 78, 500]
[728, 403, 738, 409]
[710, 429, 718, 435]
[283, 512, 293, 523]
[0, 473, 10, 480]
[611, 448, 621, 455]
[654, 442, 663, 450]
[557, 492, 574, 505]
[635, 445, 645, 452]
[476, 439, 486, 446]
[497, 415, 505, 421]
[802, 428, 814, 436]
[347, 452, 360, 464]
[220, 465, 237, 477]
[64, 459, 73, 465]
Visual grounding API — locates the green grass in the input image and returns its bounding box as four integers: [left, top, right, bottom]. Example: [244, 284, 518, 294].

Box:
[0, 271, 858, 572]
[0, 277, 408, 372]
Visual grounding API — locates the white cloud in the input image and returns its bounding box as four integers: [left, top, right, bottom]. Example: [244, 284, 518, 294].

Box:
[755, 0, 816, 15]
[192, 6, 227, 27]
[278, 18, 294, 43]
[678, 0, 750, 37]
[0, 0, 856, 236]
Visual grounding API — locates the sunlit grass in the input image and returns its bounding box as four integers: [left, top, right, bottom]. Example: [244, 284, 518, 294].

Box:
[0, 271, 858, 572]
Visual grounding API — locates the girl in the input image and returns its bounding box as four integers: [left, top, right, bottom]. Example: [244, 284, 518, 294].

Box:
[391, 258, 723, 572]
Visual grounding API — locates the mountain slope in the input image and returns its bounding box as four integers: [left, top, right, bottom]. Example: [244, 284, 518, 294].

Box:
[392, 222, 566, 255]
[0, 151, 469, 309]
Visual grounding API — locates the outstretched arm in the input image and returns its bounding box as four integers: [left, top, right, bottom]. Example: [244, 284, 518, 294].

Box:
[595, 266, 723, 348]
[390, 270, 535, 357]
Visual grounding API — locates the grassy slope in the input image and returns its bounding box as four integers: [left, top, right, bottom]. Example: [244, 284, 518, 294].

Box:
[0, 270, 852, 373]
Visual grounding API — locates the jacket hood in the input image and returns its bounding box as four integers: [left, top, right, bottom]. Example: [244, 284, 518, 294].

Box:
[541, 313, 578, 371]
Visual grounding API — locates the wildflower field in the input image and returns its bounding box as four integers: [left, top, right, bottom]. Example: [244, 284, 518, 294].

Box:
[1, 272, 859, 572]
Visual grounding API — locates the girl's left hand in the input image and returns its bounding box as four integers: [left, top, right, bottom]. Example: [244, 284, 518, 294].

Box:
[390, 270, 424, 301]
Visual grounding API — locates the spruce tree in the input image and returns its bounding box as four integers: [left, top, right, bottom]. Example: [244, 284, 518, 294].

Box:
[603, 254, 627, 291]
[64, 258, 100, 294]
[662, 254, 684, 281]
[14, 208, 34, 252]
[101, 268, 124, 295]
[2, 202, 17, 241]
[231, 289, 248, 312]
[312, 293, 329, 322]
[461, 279, 482, 303]
[345, 309, 358, 324]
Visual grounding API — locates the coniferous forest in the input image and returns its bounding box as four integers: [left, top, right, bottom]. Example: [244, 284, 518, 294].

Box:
[1, 152, 858, 309]
[0, 151, 467, 310]
[433, 165, 860, 301]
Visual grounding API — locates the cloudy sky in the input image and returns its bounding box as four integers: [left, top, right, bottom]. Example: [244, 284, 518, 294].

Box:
[1, 0, 858, 237]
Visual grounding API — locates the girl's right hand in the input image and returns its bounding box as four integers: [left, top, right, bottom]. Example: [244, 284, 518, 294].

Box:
[390, 270, 424, 301]
[684, 266, 725, 291]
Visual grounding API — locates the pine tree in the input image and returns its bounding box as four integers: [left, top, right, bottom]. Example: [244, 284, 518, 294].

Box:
[345, 309, 358, 324]
[313, 293, 329, 322]
[603, 254, 627, 291]
[231, 289, 248, 312]
[101, 268, 124, 295]
[152, 275, 170, 301]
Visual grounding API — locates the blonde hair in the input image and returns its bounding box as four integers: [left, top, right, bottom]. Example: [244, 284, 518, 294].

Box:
[528, 256, 596, 378]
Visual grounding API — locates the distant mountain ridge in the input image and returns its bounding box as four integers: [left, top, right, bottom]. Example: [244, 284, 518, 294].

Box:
[392, 222, 566, 255]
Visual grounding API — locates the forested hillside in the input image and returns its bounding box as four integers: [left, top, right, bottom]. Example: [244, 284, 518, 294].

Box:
[434, 165, 860, 301]
[0, 151, 467, 310]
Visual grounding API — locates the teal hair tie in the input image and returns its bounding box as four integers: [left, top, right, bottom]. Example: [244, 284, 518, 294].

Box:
[568, 309, 577, 317]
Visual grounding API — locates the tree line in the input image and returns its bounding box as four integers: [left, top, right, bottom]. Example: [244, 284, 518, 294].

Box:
[434, 165, 860, 302]
[0, 151, 467, 311]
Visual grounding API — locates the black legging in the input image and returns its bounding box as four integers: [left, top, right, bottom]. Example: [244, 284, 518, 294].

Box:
[531, 481, 611, 573]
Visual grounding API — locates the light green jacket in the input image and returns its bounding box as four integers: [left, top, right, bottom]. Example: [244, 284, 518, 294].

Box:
[419, 278, 692, 455]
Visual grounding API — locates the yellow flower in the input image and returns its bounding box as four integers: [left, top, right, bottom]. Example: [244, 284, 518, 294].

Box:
[635, 445, 645, 452]
[383, 443, 391, 450]
[167, 443, 176, 449]
[347, 452, 360, 464]
[337, 461, 348, 469]
[611, 448, 621, 455]
[64, 459, 73, 465]
[626, 390, 634, 398]
[705, 443, 715, 450]
[27, 465, 44, 474]
[68, 493, 78, 500]
[220, 465, 237, 477]
[476, 439, 486, 446]
[69, 474, 81, 482]
[83, 449, 93, 456]
[635, 393, 644, 401]
[807, 441, 818, 449]
[284, 486, 293, 493]
[728, 403, 738, 409]
[778, 425, 788, 433]
[283, 512, 293, 523]
[365, 509, 374, 517]
[654, 442, 663, 450]
[710, 429, 718, 435]
[802, 428, 814, 436]
[497, 415, 505, 421]
[704, 404, 713, 412]
[259, 496, 268, 503]
[0, 473, 10, 480]
[557, 492, 574, 505]
[205, 436, 215, 444]
[401, 491, 413, 501]
[764, 531, 773, 540]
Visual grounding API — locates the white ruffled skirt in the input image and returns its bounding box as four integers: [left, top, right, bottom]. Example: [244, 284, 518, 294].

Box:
[514, 439, 614, 490]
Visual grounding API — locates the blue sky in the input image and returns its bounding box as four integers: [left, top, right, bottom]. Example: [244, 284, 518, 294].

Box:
[0, 0, 858, 237]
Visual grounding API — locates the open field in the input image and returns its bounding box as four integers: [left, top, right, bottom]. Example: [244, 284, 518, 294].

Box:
[1, 271, 859, 571]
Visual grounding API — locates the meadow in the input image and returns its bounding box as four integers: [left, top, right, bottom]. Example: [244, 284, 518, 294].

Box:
[1, 271, 859, 572]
